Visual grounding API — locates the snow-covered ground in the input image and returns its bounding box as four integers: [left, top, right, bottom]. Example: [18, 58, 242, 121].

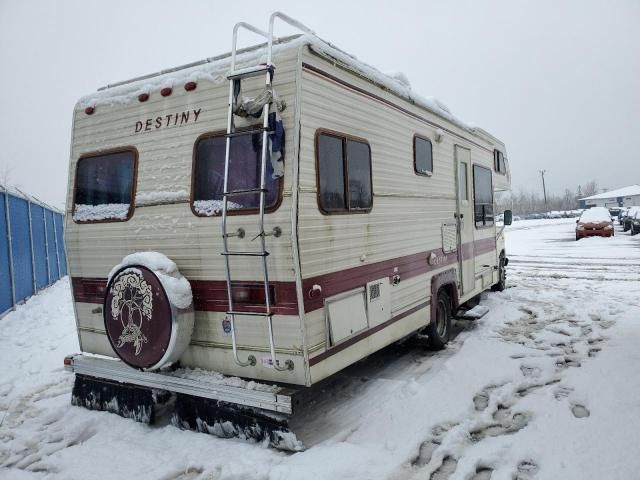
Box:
[1, 218, 640, 479]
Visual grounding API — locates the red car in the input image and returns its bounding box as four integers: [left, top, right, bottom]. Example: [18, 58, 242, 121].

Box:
[576, 207, 614, 240]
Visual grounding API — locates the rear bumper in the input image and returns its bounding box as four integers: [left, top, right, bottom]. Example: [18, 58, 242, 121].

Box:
[576, 229, 613, 238]
[64, 354, 296, 414]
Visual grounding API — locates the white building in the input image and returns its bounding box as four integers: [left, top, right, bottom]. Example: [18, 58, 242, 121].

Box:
[579, 185, 640, 208]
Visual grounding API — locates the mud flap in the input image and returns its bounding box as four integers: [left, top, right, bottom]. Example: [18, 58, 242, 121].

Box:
[172, 393, 302, 451]
[71, 374, 156, 424]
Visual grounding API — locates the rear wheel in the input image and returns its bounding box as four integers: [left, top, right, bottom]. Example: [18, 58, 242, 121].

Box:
[426, 290, 452, 350]
[491, 252, 507, 291]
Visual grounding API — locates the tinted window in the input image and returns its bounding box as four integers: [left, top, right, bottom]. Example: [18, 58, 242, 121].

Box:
[317, 134, 345, 211]
[347, 140, 372, 210]
[473, 165, 494, 227]
[73, 150, 136, 222]
[193, 132, 279, 216]
[494, 150, 506, 174]
[317, 132, 372, 213]
[414, 136, 433, 175]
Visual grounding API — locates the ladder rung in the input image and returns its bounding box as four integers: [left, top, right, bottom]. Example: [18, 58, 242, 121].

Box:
[227, 64, 274, 80]
[225, 128, 271, 138]
[227, 310, 274, 317]
[224, 187, 267, 197]
[222, 251, 270, 257]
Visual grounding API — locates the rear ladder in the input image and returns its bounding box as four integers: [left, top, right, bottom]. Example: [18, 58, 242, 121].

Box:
[221, 13, 312, 372]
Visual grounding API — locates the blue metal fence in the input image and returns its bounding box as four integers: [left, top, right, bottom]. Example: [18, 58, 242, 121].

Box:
[0, 185, 66, 317]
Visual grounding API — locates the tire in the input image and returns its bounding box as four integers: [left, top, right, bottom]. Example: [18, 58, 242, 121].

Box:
[492, 252, 507, 291]
[426, 290, 452, 350]
[576, 233, 580, 241]
[624, 223, 631, 232]
[632, 226, 638, 236]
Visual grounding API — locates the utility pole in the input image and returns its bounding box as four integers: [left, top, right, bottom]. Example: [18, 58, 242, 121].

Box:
[539, 169, 548, 207]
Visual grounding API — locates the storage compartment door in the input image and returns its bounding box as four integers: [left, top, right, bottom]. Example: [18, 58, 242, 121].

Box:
[366, 278, 391, 328]
[326, 288, 368, 345]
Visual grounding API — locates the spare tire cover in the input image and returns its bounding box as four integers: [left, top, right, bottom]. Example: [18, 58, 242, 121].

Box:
[104, 265, 187, 370]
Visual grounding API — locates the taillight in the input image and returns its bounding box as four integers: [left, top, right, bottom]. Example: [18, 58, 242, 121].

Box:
[231, 284, 275, 305]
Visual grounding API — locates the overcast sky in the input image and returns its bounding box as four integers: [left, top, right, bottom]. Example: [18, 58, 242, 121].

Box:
[1, 0, 638, 208]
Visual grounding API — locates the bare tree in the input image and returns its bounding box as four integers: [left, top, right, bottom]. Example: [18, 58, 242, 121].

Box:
[582, 181, 599, 198]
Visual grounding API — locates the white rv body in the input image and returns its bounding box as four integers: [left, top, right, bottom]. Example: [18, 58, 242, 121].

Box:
[65, 33, 511, 390]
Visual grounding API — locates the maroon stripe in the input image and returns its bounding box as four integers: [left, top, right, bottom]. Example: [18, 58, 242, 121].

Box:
[474, 237, 497, 255]
[308, 300, 430, 366]
[71, 277, 107, 304]
[71, 239, 498, 315]
[71, 277, 299, 316]
[190, 280, 298, 316]
[302, 247, 457, 312]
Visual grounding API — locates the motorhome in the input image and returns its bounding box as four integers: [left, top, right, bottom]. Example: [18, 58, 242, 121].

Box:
[64, 12, 512, 447]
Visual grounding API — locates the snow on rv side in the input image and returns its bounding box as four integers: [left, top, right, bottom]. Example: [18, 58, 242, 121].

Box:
[72, 203, 129, 222]
[77, 34, 473, 134]
[135, 190, 189, 206]
[193, 199, 242, 216]
[108, 252, 192, 309]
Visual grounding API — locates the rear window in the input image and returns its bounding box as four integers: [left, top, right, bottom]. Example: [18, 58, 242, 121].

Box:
[192, 132, 281, 216]
[73, 149, 137, 222]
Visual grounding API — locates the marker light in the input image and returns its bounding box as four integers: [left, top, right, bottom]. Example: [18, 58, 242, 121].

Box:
[184, 81, 197, 91]
[161, 87, 172, 97]
[138, 93, 149, 102]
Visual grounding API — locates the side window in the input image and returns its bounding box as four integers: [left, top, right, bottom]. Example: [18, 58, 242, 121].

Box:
[473, 165, 494, 228]
[414, 136, 433, 176]
[317, 131, 372, 213]
[73, 149, 137, 223]
[494, 149, 506, 174]
[192, 131, 281, 216]
[459, 161, 469, 201]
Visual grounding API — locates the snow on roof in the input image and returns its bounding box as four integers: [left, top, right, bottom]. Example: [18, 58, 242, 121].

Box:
[579, 207, 612, 223]
[579, 185, 640, 201]
[79, 33, 499, 142]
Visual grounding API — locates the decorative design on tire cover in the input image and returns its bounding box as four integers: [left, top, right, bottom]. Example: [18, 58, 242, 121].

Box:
[104, 266, 173, 370]
[110, 271, 153, 355]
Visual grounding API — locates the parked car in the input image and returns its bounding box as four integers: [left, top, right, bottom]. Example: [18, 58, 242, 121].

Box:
[608, 207, 622, 218]
[575, 207, 614, 240]
[630, 208, 640, 236]
[622, 206, 640, 232]
[618, 207, 629, 225]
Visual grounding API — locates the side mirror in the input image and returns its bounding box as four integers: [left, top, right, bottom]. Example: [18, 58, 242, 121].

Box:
[504, 209, 513, 226]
